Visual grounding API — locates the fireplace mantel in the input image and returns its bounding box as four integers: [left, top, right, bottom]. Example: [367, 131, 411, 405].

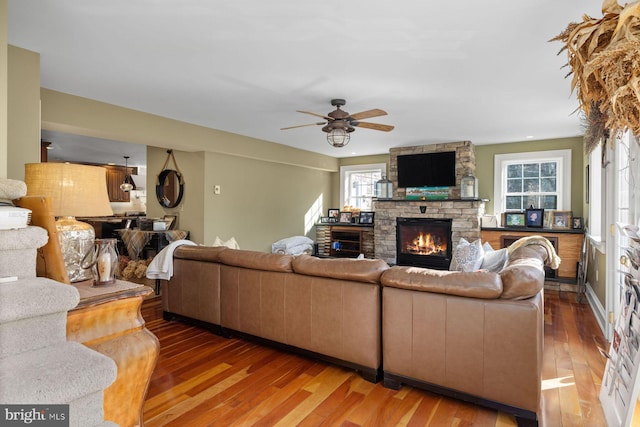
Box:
[373, 198, 485, 265]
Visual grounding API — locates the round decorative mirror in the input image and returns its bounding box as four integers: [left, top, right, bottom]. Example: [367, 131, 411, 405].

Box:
[156, 169, 184, 208]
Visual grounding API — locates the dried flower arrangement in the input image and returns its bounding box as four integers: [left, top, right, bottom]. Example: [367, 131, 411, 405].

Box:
[551, 0, 640, 152]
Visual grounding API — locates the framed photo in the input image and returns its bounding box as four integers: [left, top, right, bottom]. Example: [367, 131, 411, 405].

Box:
[338, 211, 352, 223]
[572, 216, 583, 230]
[320, 217, 331, 223]
[552, 210, 572, 229]
[359, 211, 375, 224]
[525, 208, 544, 228]
[503, 212, 526, 227]
[328, 209, 340, 219]
[328, 217, 338, 223]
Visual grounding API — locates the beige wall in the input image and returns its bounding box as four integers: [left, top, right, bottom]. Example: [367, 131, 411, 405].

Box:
[475, 136, 584, 216]
[7, 45, 40, 180]
[40, 89, 338, 173]
[0, 0, 8, 178]
[36, 90, 337, 251]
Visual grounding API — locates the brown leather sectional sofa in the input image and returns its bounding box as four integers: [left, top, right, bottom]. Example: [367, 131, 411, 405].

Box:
[162, 243, 551, 426]
[163, 246, 389, 382]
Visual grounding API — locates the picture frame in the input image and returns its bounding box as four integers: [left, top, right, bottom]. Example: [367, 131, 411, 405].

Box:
[328, 208, 340, 219]
[503, 212, 526, 227]
[552, 210, 572, 229]
[572, 216, 583, 230]
[328, 217, 338, 223]
[320, 217, 331, 224]
[525, 208, 544, 228]
[359, 211, 375, 224]
[338, 211, 353, 223]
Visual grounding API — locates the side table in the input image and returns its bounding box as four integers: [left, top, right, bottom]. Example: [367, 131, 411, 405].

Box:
[67, 280, 159, 427]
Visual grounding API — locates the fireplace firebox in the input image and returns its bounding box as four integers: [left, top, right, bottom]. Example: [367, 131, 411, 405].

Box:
[396, 218, 452, 269]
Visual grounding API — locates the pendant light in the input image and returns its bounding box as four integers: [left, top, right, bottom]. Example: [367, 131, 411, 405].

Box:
[119, 156, 135, 192]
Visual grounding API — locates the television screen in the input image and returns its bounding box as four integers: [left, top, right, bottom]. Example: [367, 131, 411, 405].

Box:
[397, 151, 457, 188]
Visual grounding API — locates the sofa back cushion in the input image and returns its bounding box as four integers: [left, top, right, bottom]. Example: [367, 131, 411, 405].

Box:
[291, 255, 388, 284]
[499, 245, 546, 300]
[381, 266, 502, 299]
[173, 245, 227, 262]
[219, 249, 294, 272]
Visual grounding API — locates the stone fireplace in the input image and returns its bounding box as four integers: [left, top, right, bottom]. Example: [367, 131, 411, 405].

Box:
[373, 141, 485, 265]
[396, 217, 452, 269]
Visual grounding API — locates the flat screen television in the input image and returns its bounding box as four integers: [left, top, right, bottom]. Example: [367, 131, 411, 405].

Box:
[396, 151, 457, 188]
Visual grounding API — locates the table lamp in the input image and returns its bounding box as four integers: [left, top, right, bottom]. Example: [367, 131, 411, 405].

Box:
[24, 163, 113, 282]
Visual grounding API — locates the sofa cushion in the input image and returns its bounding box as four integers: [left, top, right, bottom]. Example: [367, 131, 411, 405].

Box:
[381, 266, 502, 299]
[449, 238, 484, 272]
[291, 255, 388, 284]
[499, 245, 546, 299]
[480, 247, 508, 273]
[219, 249, 294, 272]
[174, 245, 227, 262]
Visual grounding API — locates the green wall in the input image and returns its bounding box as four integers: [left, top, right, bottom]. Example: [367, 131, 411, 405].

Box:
[475, 136, 585, 216]
[0, 0, 7, 179]
[7, 45, 40, 180]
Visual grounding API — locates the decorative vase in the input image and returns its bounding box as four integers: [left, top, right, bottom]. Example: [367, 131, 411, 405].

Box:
[82, 238, 119, 286]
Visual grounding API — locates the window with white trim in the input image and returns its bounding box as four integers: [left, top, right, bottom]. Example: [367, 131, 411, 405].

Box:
[339, 163, 386, 210]
[588, 143, 604, 241]
[494, 150, 572, 214]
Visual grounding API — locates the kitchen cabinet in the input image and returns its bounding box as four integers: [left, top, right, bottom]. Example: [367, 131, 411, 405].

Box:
[105, 166, 131, 202]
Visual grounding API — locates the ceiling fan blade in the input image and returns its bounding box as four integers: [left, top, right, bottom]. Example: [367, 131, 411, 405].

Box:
[349, 109, 387, 121]
[280, 122, 325, 130]
[352, 121, 395, 132]
[297, 110, 333, 120]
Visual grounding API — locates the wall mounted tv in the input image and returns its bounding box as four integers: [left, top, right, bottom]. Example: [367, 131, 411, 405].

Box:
[396, 151, 457, 188]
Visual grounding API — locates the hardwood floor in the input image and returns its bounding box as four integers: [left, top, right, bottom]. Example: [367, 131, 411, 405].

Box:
[142, 291, 610, 426]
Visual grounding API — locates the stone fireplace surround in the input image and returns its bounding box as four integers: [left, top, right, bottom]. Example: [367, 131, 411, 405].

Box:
[373, 141, 485, 265]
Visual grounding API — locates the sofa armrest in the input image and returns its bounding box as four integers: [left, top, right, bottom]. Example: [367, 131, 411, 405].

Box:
[381, 266, 502, 299]
[500, 246, 546, 300]
[291, 255, 388, 284]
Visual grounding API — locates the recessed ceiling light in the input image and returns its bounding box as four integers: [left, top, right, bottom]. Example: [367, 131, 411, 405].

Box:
[526, 135, 534, 139]
[107, 162, 116, 165]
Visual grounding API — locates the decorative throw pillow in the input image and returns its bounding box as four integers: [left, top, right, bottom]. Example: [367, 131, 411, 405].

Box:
[213, 236, 240, 249]
[449, 238, 484, 272]
[480, 247, 509, 273]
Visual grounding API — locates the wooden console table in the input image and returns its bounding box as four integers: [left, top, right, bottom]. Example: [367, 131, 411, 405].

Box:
[481, 227, 584, 281]
[67, 280, 159, 427]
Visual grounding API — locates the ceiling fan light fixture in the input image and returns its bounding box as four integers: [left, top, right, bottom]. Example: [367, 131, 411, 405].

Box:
[327, 128, 350, 148]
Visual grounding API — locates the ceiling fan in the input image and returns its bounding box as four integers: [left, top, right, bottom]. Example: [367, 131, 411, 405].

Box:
[281, 99, 394, 147]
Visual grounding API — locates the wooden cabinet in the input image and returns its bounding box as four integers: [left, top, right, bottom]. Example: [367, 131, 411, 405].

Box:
[481, 228, 584, 280]
[105, 167, 130, 202]
[67, 280, 159, 427]
[330, 226, 363, 257]
[316, 225, 374, 258]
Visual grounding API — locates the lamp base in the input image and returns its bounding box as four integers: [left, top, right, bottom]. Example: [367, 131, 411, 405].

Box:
[56, 217, 95, 282]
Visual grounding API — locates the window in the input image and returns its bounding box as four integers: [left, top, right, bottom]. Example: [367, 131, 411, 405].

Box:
[588, 143, 604, 242]
[494, 150, 571, 214]
[339, 163, 386, 210]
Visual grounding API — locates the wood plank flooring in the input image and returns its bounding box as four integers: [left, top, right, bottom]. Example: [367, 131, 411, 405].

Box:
[142, 291, 611, 426]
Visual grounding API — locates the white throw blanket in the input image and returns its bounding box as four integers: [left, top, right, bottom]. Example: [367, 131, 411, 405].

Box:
[146, 239, 197, 280]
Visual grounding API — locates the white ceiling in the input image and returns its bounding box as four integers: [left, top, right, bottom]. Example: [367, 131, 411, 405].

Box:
[8, 1, 600, 162]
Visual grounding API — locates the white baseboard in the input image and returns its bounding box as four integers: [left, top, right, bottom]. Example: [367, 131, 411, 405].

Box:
[585, 281, 609, 340]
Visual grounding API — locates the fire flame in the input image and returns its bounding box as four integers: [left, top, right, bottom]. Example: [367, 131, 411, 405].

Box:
[405, 232, 446, 255]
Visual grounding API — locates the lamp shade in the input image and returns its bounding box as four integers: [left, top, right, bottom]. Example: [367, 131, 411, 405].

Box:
[25, 163, 113, 217]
